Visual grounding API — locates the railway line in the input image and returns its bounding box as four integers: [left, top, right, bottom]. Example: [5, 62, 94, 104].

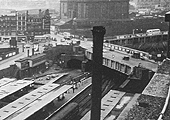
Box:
[81, 90, 139, 120]
[0, 67, 155, 120]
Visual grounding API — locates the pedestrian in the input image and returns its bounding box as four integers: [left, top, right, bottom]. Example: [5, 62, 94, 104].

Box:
[72, 85, 75, 93]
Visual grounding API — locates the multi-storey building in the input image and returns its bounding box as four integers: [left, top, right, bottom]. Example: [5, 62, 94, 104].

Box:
[58, 0, 129, 36]
[0, 9, 50, 42]
[0, 13, 17, 41]
[60, 0, 129, 27]
[26, 9, 51, 41]
[16, 11, 27, 41]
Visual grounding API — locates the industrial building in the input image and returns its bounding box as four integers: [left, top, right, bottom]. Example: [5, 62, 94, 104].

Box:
[60, 0, 129, 27]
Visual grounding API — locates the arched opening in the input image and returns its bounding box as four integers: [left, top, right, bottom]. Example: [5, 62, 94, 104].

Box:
[67, 59, 82, 69]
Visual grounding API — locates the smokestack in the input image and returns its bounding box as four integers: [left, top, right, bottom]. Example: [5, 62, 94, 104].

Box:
[91, 26, 106, 120]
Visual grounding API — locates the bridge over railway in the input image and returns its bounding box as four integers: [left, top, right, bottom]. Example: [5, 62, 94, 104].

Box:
[79, 40, 158, 75]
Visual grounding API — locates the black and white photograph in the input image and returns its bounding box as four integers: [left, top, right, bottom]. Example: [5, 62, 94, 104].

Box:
[0, 0, 170, 120]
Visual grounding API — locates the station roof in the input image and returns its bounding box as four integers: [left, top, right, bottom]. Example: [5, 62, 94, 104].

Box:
[0, 78, 16, 87]
[11, 85, 72, 120]
[0, 80, 34, 100]
[0, 83, 59, 120]
[15, 53, 46, 62]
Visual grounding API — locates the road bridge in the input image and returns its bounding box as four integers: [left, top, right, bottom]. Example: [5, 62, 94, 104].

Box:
[80, 41, 158, 75]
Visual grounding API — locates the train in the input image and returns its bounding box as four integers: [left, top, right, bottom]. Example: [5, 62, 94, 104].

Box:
[46, 102, 79, 120]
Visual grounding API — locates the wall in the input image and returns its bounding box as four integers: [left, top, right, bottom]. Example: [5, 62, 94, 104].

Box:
[0, 65, 19, 79]
[0, 48, 19, 61]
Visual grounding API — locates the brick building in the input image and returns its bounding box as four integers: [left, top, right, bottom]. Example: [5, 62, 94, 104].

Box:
[16, 11, 27, 41]
[0, 13, 17, 41]
[60, 0, 129, 27]
[15, 53, 47, 79]
[0, 9, 50, 42]
[58, 0, 129, 36]
[26, 9, 51, 41]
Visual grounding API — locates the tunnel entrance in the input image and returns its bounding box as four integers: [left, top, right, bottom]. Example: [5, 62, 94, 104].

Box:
[67, 59, 82, 69]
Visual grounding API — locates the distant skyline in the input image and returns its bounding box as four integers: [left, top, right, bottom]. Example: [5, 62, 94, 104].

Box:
[0, 0, 60, 10]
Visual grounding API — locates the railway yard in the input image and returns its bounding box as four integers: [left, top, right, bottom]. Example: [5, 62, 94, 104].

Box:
[0, 58, 170, 120]
[0, 37, 170, 120]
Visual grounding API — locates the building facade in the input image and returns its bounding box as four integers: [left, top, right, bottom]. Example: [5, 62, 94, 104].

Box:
[60, 0, 129, 26]
[26, 9, 51, 41]
[16, 11, 27, 41]
[0, 9, 50, 42]
[0, 13, 17, 41]
[15, 53, 47, 79]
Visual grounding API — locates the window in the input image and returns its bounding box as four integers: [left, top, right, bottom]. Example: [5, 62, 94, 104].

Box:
[18, 22, 21, 25]
[18, 16, 21, 20]
[115, 62, 119, 70]
[22, 22, 25, 25]
[111, 60, 115, 68]
[103, 58, 106, 65]
[106, 59, 109, 66]
[18, 27, 21, 30]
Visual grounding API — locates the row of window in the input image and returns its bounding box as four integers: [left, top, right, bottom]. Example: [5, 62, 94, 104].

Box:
[27, 18, 43, 22]
[0, 32, 15, 36]
[0, 28, 16, 31]
[18, 27, 26, 31]
[0, 30, 49, 36]
[0, 17, 16, 21]
[0, 25, 49, 32]
[18, 16, 26, 20]
[0, 23, 16, 26]
[104, 43, 149, 57]
[27, 31, 49, 35]
[18, 22, 26, 25]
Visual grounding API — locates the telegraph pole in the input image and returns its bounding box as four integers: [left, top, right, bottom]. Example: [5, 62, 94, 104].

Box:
[165, 11, 170, 59]
[91, 26, 106, 120]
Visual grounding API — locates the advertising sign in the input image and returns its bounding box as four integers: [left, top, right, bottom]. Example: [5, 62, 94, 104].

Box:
[33, 43, 39, 52]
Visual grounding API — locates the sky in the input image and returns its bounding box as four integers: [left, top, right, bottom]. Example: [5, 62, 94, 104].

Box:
[0, 0, 60, 10]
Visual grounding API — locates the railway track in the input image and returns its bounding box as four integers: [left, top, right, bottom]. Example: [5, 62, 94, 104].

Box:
[81, 90, 139, 120]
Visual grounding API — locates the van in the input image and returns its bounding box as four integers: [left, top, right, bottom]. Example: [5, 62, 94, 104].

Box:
[146, 29, 161, 35]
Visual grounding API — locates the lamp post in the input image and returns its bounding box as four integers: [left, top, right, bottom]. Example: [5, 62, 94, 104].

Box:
[165, 11, 170, 59]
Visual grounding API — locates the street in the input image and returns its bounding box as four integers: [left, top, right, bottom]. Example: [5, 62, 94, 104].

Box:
[0, 34, 73, 70]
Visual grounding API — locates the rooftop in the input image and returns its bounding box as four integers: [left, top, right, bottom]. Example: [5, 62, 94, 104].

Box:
[15, 53, 46, 62]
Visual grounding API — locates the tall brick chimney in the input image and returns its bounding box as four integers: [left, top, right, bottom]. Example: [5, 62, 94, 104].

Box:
[91, 26, 106, 120]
